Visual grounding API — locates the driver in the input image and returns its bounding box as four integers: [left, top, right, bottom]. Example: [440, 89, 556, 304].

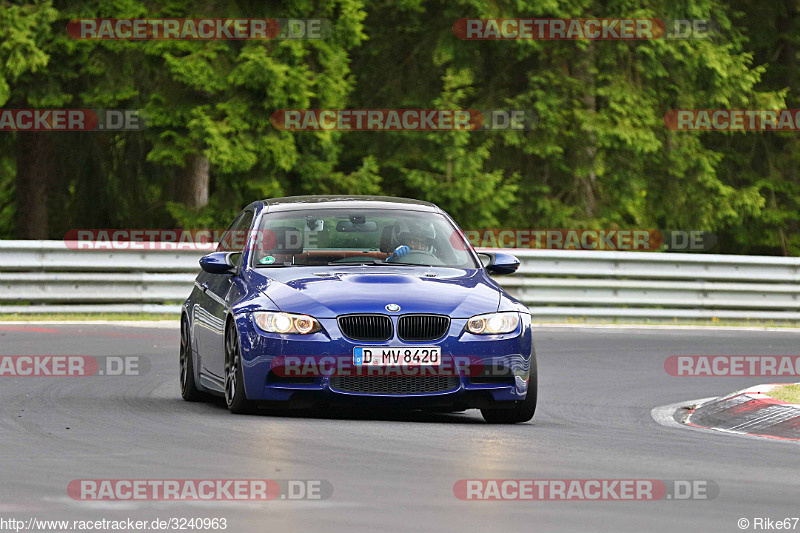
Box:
[386, 221, 436, 262]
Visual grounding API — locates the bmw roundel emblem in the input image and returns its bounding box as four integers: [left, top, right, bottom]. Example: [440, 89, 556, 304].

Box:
[385, 303, 401, 312]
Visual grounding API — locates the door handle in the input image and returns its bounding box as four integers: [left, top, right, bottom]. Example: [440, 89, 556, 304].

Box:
[200, 282, 209, 292]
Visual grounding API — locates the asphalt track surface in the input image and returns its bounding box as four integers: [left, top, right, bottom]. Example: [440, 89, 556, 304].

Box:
[1, 323, 799, 533]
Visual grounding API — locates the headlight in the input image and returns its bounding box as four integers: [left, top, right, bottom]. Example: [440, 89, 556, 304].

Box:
[254, 312, 322, 334]
[466, 312, 520, 334]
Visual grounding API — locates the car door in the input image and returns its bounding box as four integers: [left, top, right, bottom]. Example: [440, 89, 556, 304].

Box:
[200, 209, 255, 380]
[193, 213, 244, 385]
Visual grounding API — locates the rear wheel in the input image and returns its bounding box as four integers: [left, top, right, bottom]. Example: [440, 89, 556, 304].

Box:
[224, 321, 255, 414]
[179, 316, 205, 402]
[481, 357, 538, 424]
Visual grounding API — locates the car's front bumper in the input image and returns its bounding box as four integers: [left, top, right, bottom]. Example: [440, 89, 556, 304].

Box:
[235, 313, 533, 406]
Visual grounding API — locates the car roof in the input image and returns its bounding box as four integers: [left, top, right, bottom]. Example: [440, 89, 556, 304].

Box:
[260, 195, 440, 213]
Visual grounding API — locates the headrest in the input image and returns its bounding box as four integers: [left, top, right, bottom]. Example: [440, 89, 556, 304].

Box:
[379, 225, 394, 253]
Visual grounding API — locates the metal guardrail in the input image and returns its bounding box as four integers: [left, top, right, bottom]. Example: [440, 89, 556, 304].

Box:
[501, 250, 800, 322]
[1, 241, 799, 322]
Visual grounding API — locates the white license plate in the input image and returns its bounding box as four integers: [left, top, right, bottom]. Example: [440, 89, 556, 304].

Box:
[353, 347, 441, 366]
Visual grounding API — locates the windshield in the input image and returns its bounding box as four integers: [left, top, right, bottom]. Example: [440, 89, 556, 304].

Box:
[250, 208, 478, 268]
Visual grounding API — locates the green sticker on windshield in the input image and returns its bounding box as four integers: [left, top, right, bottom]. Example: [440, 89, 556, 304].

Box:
[260, 256, 275, 265]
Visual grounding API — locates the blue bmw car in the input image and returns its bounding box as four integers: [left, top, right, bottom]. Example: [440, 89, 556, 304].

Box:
[181, 195, 537, 423]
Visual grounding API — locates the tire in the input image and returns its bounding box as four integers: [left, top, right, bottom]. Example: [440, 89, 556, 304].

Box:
[180, 316, 205, 402]
[480, 356, 538, 424]
[224, 320, 255, 414]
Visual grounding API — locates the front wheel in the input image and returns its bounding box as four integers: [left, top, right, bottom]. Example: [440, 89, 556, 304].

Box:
[224, 321, 255, 414]
[481, 357, 538, 424]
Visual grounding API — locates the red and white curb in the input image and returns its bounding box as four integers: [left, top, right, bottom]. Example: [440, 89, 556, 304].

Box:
[653, 383, 800, 442]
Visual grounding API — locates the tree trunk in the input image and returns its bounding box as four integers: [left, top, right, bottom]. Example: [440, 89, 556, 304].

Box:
[15, 133, 55, 239]
[575, 42, 598, 218]
[178, 153, 210, 208]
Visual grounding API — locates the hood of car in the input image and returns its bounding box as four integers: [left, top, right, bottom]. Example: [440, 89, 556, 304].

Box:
[248, 267, 501, 318]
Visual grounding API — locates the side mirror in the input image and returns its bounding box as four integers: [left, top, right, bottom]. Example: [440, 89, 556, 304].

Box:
[478, 251, 520, 275]
[199, 252, 238, 274]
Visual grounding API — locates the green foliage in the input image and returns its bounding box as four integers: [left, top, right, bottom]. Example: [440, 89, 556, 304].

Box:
[0, 0, 58, 105]
[0, 0, 797, 254]
[0, 137, 14, 238]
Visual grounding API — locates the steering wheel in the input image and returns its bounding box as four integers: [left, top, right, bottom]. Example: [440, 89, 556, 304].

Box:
[392, 250, 444, 266]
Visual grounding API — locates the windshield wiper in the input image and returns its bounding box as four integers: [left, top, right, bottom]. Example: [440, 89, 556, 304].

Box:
[326, 259, 432, 267]
[384, 262, 434, 267]
[327, 259, 385, 266]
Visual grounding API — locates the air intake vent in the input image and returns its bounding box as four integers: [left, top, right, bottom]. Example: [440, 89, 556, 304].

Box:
[329, 375, 460, 395]
[397, 314, 450, 341]
[338, 314, 393, 341]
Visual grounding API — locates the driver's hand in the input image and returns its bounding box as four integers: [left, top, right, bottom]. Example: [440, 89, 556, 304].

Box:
[387, 245, 410, 262]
